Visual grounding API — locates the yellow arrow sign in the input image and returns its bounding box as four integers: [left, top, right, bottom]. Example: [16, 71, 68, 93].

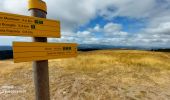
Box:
[13, 42, 77, 63]
[0, 12, 60, 37]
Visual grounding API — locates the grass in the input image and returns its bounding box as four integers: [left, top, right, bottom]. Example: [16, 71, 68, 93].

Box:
[58, 50, 170, 72]
[0, 50, 170, 100]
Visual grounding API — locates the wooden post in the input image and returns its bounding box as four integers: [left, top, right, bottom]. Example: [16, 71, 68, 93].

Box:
[28, 1, 50, 100]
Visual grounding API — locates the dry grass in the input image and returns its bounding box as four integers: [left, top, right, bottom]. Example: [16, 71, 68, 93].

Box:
[0, 50, 170, 100]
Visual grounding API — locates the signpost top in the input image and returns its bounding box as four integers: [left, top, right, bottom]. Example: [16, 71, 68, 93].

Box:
[28, 0, 47, 13]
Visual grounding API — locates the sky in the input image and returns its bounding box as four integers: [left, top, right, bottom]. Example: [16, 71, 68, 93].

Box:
[0, 0, 170, 48]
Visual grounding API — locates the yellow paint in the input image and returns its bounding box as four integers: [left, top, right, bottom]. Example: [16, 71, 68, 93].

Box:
[0, 12, 60, 26]
[0, 21, 60, 31]
[0, 27, 60, 37]
[28, 0, 47, 12]
[0, 12, 60, 37]
[13, 42, 78, 63]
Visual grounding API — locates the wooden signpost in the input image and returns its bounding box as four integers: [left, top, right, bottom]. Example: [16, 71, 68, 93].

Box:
[0, 0, 77, 100]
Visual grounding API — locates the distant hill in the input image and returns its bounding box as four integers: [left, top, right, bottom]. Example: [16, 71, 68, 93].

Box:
[151, 49, 170, 52]
[0, 46, 13, 60]
[0, 46, 12, 51]
[78, 44, 153, 51]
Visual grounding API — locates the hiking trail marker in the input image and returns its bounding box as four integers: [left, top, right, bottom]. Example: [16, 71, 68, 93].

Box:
[0, 0, 77, 100]
[0, 12, 60, 37]
[13, 42, 77, 63]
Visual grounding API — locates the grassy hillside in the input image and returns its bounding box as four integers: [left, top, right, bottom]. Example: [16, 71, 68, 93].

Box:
[0, 50, 170, 100]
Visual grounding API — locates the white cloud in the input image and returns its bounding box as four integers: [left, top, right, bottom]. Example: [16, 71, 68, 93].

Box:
[99, 0, 156, 19]
[1, 0, 154, 31]
[2, 0, 28, 15]
[45, 0, 115, 31]
[145, 22, 170, 35]
[93, 24, 101, 32]
[0, 0, 170, 47]
[89, 23, 128, 37]
[77, 31, 93, 38]
[104, 23, 121, 32]
[103, 23, 128, 36]
[0, 36, 31, 45]
[1, 0, 169, 31]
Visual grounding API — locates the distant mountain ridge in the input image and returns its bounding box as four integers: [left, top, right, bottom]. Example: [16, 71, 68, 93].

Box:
[0, 44, 170, 51]
[0, 46, 13, 59]
[0, 46, 12, 51]
[78, 44, 154, 51]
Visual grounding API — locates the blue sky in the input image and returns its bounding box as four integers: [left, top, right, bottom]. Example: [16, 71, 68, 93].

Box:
[0, 0, 170, 48]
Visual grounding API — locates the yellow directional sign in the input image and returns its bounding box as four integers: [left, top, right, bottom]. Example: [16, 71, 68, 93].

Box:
[13, 42, 77, 63]
[0, 12, 60, 37]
